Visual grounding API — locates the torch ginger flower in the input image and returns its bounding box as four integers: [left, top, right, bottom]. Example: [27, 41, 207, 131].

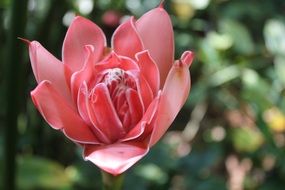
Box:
[25, 5, 194, 175]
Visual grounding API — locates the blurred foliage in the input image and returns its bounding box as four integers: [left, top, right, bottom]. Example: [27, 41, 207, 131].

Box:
[1, 0, 285, 189]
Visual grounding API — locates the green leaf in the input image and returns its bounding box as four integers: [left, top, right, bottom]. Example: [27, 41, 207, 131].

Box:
[219, 19, 255, 55]
[242, 69, 273, 110]
[17, 156, 72, 190]
[264, 19, 285, 56]
[0, 0, 10, 7]
[274, 55, 285, 87]
[231, 127, 264, 153]
[135, 164, 168, 185]
[207, 31, 233, 51]
[209, 65, 240, 87]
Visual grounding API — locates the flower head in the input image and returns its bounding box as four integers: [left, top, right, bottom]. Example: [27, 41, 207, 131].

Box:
[26, 4, 194, 175]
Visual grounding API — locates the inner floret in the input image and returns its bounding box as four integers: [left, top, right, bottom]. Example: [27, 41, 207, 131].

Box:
[98, 68, 143, 132]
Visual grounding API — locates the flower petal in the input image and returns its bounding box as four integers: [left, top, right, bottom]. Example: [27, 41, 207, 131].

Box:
[135, 50, 160, 96]
[125, 89, 144, 131]
[63, 16, 106, 73]
[181, 51, 195, 67]
[71, 45, 95, 101]
[29, 41, 72, 104]
[121, 91, 160, 142]
[77, 82, 92, 125]
[136, 7, 174, 86]
[149, 51, 194, 146]
[95, 52, 140, 73]
[137, 75, 153, 109]
[31, 81, 99, 144]
[112, 17, 143, 59]
[84, 142, 148, 175]
[86, 83, 125, 143]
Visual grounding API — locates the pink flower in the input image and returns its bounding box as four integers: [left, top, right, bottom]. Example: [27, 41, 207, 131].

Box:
[102, 10, 122, 27]
[26, 5, 193, 175]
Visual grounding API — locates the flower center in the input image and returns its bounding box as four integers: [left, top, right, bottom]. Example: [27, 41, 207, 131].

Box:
[100, 68, 139, 130]
[102, 68, 125, 86]
[100, 68, 137, 93]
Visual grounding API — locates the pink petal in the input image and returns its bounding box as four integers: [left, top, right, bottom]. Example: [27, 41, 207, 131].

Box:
[29, 41, 72, 104]
[62, 16, 106, 73]
[149, 51, 194, 146]
[137, 75, 153, 109]
[71, 45, 95, 101]
[125, 89, 144, 131]
[77, 82, 92, 125]
[121, 91, 161, 142]
[84, 142, 149, 175]
[86, 83, 125, 143]
[181, 51, 195, 67]
[135, 50, 160, 95]
[136, 7, 174, 86]
[31, 81, 99, 144]
[112, 17, 144, 59]
[95, 52, 139, 73]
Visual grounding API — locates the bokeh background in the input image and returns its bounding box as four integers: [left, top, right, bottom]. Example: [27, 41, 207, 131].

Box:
[1, 0, 285, 189]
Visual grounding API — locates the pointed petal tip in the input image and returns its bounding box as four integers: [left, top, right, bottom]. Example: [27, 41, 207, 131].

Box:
[63, 15, 106, 72]
[177, 51, 195, 67]
[84, 44, 95, 52]
[17, 37, 31, 45]
[30, 80, 51, 99]
[159, 0, 165, 8]
[32, 80, 51, 89]
[136, 4, 174, 86]
[74, 15, 83, 20]
[73, 15, 93, 24]
[130, 16, 136, 22]
[135, 49, 150, 61]
[111, 16, 143, 59]
[108, 50, 121, 61]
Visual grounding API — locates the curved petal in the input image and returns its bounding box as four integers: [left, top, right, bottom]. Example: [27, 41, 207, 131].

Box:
[125, 89, 144, 131]
[31, 81, 99, 144]
[71, 45, 95, 101]
[137, 75, 153, 109]
[86, 83, 125, 143]
[135, 50, 160, 96]
[181, 51, 195, 67]
[95, 52, 140, 73]
[84, 142, 149, 175]
[136, 7, 174, 86]
[29, 41, 72, 104]
[63, 16, 106, 73]
[121, 91, 160, 142]
[149, 51, 194, 146]
[77, 82, 92, 125]
[112, 17, 144, 59]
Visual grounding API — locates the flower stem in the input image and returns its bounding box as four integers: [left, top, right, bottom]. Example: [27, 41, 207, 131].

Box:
[101, 171, 124, 190]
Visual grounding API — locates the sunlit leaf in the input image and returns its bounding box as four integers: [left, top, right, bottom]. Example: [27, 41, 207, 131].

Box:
[172, 0, 195, 21]
[264, 19, 285, 56]
[0, 0, 10, 8]
[219, 19, 255, 55]
[207, 31, 233, 51]
[199, 40, 222, 72]
[263, 107, 285, 133]
[135, 164, 168, 184]
[231, 127, 264, 153]
[17, 156, 72, 189]
[274, 55, 285, 87]
[242, 69, 273, 110]
[209, 65, 240, 87]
